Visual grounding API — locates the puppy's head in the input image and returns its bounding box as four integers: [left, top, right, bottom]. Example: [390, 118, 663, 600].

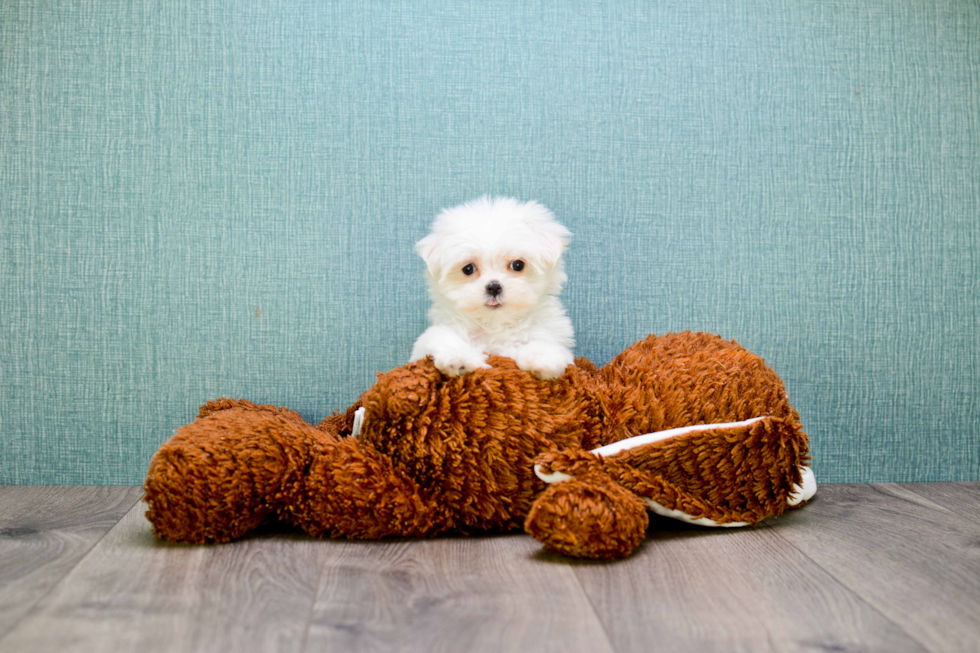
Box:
[416, 197, 571, 319]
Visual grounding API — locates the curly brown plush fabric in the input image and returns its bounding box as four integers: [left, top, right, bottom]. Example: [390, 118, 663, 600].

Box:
[525, 415, 810, 558]
[144, 331, 812, 559]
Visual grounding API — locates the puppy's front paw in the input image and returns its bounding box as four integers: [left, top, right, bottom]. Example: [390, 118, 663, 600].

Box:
[432, 347, 490, 377]
[515, 343, 574, 380]
[411, 326, 489, 377]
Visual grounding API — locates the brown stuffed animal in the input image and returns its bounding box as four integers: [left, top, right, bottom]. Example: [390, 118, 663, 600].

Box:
[144, 331, 814, 559]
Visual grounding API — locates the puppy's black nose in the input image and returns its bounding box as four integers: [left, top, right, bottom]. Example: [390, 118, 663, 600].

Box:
[486, 281, 503, 297]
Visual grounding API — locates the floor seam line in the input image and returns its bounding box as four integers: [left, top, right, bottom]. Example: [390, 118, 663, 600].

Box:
[761, 519, 934, 653]
[568, 562, 622, 653]
[297, 540, 330, 653]
[900, 483, 980, 528]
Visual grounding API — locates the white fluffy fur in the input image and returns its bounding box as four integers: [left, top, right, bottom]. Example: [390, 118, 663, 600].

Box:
[410, 196, 575, 380]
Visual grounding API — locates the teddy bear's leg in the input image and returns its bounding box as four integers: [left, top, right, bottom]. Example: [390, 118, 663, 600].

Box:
[145, 400, 326, 543]
[524, 451, 649, 559]
[147, 399, 444, 543]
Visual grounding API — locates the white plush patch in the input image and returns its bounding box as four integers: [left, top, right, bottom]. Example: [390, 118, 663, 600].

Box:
[644, 498, 749, 528]
[533, 463, 574, 484]
[788, 466, 817, 506]
[351, 407, 366, 439]
[589, 417, 767, 457]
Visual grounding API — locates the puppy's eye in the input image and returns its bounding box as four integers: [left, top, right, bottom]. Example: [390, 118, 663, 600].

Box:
[462, 263, 476, 276]
[509, 260, 525, 272]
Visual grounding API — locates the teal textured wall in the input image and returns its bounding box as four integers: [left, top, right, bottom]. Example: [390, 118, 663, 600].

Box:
[2, 0, 977, 484]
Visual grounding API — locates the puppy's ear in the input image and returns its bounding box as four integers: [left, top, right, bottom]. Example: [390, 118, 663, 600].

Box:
[525, 203, 572, 271]
[415, 233, 442, 275]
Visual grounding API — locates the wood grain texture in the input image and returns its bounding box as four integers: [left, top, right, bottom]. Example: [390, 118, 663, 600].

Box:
[0, 486, 143, 639]
[768, 484, 980, 653]
[0, 501, 326, 653]
[571, 514, 926, 653]
[304, 535, 615, 653]
[903, 482, 980, 525]
[4, 484, 980, 652]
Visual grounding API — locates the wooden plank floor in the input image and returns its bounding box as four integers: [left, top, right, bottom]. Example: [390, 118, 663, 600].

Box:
[0, 483, 977, 653]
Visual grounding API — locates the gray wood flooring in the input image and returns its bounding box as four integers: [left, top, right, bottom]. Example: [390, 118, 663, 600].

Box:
[0, 483, 977, 653]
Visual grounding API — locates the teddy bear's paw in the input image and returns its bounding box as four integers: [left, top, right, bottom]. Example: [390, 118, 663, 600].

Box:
[145, 448, 274, 544]
[524, 479, 649, 559]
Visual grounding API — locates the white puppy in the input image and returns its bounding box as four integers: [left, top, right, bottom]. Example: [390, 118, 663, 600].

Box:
[410, 196, 575, 380]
